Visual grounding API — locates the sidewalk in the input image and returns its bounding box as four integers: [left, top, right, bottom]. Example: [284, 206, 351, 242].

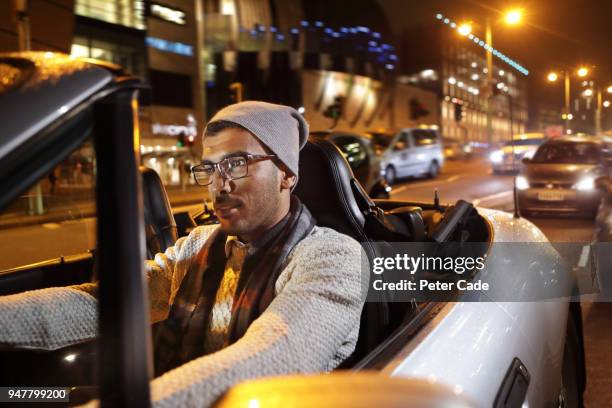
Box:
[0, 187, 208, 230]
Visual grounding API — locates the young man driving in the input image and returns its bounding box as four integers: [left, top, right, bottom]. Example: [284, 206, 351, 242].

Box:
[0, 101, 366, 407]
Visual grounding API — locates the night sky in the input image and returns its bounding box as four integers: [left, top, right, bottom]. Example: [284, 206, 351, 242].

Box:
[378, 0, 612, 109]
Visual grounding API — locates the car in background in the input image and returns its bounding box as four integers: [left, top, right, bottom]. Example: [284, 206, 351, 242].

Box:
[310, 131, 391, 198]
[443, 137, 472, 160]
[517, 136, 611, 218]
[490, 133, 546, 174]
[369, 128, 445, 185]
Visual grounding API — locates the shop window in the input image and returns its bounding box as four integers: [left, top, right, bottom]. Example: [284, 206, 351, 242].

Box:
[75, 0, 146, 30]
[71, 36, 146, 77]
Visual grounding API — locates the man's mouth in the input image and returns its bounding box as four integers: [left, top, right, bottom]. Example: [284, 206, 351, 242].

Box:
[214, 200, 243, 218]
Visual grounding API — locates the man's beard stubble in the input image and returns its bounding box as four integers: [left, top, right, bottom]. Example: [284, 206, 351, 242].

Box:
[217, 171, 281, 239]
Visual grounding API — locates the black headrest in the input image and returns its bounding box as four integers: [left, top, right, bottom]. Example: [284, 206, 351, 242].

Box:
[294, 140, 373, 242]
[140, 166, 178, 255]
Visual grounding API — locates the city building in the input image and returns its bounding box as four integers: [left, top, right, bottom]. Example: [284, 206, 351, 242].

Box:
[69, 0, 205, 187]
[1, 0, 440, 187]
[202, 0, 438, 132]
[398, 14, 529, 145]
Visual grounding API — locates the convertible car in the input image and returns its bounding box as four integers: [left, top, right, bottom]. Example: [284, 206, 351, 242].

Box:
[0, 53, 585, 407]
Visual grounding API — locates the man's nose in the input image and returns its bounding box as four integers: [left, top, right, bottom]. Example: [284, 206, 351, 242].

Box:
[209, 169, 232, 194]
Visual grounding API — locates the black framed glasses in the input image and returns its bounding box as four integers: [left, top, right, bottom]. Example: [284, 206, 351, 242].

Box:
[191, 153, 277, 186]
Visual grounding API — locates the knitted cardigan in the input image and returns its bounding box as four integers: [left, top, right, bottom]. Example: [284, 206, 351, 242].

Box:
[0, 225, 366, 407]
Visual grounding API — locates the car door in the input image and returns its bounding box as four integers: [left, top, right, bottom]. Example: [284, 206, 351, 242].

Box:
[0, 62, 151, 406]
[390, 131, 418, 177]
[411, 129, 436, 173]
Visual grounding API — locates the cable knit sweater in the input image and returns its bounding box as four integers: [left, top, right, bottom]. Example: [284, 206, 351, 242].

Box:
[0, 225, 367, 407]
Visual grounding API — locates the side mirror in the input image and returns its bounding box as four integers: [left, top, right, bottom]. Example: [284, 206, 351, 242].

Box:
[522, 157, 531, 164]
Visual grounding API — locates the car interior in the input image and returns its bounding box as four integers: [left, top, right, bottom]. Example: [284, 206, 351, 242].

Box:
[0, 128, 491, 395]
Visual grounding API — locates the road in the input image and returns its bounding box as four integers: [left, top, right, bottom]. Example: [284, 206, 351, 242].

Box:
[0, 155, 609, 406]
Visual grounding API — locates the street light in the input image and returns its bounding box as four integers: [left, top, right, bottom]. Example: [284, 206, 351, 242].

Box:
[577, 67, 589, 77]
[505, 9, 523, 25]
[482, 9, 524, 144]
[607, 86, 612, 94]
[604, 101, 611, 108]
[457, 23, 472, 36]
[546, 69, 572, 131]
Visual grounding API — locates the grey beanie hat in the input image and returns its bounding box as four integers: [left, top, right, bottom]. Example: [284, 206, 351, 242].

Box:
[205, 101, 309, 177]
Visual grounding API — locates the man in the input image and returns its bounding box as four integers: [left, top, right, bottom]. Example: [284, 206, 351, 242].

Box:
[0, 101, 366, 407]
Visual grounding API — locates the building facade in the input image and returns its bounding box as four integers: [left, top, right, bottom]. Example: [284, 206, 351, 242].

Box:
[399, 14, 529, 145]
[69, 0, 205, 187]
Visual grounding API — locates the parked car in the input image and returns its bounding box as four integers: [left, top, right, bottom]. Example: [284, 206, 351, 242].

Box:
[490, 133, 546, 174]
[0, 53, 585, 408]
[369, 128, 445, 185]
[443, 137, 472, 160]
[310, 131, 391, 198]
[517, 135, 611, 218]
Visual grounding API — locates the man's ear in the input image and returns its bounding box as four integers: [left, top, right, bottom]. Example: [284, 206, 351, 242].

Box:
[280, 170, 297, 190]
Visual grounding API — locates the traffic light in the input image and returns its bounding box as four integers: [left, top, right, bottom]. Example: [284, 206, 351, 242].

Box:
[324, 96, 344, 120]
[177, 133, 196, 147]
[176, 133, 185, 147]
[410, 98, 429, 120]
[454, 103, 463, 122]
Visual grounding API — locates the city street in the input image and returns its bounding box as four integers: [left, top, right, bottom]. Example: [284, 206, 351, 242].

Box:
[0, 152, 610, 406]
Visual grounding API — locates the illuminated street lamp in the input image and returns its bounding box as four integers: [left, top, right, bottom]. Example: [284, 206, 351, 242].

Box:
[505, 9, 523, 25]
[607, 86, 612, 94]
[604, 101, 611, 108]
[547, 72, 559, 82]
[453, 8, 525, 144]
[584, 89, 594, 97]
[457, 23, 472, 36]
[577, 67, 589, 77]
[483, 9, 525, 144]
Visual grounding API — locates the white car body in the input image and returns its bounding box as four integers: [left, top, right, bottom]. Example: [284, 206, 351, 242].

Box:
[382, 208, 569, 407]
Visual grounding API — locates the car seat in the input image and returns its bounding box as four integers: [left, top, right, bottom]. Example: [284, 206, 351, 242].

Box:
[294, 139, 426, 363]
[140, 166, 178, 258]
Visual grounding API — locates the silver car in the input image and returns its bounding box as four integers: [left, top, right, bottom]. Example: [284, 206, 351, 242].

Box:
[517, 136, 611, 218]
[370, 128, 445, 184]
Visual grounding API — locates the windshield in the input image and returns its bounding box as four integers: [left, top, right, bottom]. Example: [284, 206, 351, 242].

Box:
[531, 142, 601, 164]
[369, 132, 395, 149]
[504, 138, 544, 147]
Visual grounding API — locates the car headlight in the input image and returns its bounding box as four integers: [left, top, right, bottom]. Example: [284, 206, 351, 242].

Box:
[575, 177, 595, 191]
[516, 175, 530, 190]
[490, 150, 503, 163]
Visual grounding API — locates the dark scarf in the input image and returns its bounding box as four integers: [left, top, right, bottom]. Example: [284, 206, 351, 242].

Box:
[154, 196, 316, 375]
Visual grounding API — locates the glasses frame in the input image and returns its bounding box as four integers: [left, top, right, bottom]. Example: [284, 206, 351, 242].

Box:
[190, 153, 277, 186]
